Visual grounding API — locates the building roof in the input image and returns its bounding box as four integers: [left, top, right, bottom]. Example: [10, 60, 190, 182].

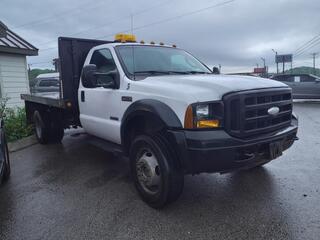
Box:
[0, 21, 38, 56]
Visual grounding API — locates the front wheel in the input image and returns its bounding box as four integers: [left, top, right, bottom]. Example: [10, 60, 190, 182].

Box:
[130, 134, 184, 208]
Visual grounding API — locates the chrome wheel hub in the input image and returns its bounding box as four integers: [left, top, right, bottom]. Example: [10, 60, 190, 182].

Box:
[35, 117, 42, 137]
[136, 150, 161, 195]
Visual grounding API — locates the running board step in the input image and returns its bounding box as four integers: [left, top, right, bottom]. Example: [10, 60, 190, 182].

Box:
[87, 135, 124, 155]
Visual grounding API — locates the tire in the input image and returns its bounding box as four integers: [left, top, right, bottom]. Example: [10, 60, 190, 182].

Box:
[130, 134, 184, 208]
[49, 123, 64, 143]
[0, 131, 10, 183]
[33, 110, 64, 144]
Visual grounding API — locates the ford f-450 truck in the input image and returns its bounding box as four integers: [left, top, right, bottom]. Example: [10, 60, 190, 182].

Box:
[22, 34, 298, 208]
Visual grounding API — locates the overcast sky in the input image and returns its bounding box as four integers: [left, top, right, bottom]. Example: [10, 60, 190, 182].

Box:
[1, 0, 319, 73]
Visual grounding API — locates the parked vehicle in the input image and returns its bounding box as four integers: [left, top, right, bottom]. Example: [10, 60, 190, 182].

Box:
[21, 34, 298, 208]
[31, 73, 60, 93]
[271, 73, 320, 99]
[0, 119, 10, 184]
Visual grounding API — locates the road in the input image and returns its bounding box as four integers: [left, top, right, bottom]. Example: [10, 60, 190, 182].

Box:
[0, 103, 319, 240]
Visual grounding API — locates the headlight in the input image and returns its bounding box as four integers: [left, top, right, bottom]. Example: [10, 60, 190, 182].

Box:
[196, 104, 209, 118]
[184, 102, 224, 129]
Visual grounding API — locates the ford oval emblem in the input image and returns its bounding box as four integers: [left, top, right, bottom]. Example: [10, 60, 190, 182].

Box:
[268, 106, 280, 116]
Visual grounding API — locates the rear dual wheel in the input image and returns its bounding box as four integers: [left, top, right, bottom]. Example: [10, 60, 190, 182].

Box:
[33, 110, 64, 144]
[130, 134, 184, 209]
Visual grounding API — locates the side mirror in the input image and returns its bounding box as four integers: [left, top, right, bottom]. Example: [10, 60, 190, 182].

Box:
[82, 64, 98, 88]
[95, 69, 119, 89]
[315, 78, 320, 83]
[212, 66, 220, 74]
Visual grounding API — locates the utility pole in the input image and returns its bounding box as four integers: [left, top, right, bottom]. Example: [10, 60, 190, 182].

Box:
[261, 57, 267, 77]
[272, 49, 279, 74]
[28, 64, 31, 76]
[311, 53, 318, 74]
[261, 57, 266, 68]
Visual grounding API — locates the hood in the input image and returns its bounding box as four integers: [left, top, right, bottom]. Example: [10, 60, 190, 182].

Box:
[131, 74, 288, 103]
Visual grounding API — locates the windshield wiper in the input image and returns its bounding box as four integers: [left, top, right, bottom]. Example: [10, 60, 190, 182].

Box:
[133, 70, 210, 75]
[184, 71, 210, 74]
[133, 70, 173, 75]
[133, 70, 208, 75]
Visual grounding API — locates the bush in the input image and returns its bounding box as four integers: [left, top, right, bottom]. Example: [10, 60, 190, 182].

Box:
[4, 108, 33, 142]
[0, 99, 33, 142]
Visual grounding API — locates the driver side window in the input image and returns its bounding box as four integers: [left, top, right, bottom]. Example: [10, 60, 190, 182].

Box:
[90, 49, 117, 86]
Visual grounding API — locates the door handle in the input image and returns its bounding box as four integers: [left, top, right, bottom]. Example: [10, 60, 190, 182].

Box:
[81, 91, 85, 102]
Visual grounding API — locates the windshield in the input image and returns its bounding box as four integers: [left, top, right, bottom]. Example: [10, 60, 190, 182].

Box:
[116, 45, 211, 78]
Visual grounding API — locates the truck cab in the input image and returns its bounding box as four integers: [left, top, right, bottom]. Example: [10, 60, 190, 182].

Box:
[22, 34, 298, 208]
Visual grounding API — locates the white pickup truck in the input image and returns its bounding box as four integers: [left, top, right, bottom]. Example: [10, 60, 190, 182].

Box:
[22, 34, 298, 208]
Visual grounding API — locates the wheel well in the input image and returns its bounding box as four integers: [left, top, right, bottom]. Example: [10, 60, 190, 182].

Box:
[123, 113, 166, 154]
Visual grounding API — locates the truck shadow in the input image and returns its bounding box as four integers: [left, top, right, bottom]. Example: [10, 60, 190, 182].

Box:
[158, 167, 294, 238]
[28, 133, 293, 238]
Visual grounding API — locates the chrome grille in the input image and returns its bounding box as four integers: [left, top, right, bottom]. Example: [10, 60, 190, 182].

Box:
[224, 88, 292, 138]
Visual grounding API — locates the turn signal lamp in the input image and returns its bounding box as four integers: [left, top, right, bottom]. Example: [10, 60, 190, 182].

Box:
[197, 120, 220, 128]
[184, 105, 194, 129]
[115, 33, 136, 42]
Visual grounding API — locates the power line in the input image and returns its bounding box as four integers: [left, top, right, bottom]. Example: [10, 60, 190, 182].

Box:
[39, 0, 236, 53]
[97, 0, 236, 39]
[295, 38, 320, 55]
[295, 38, 320, 57]
[293, 33, 320, 58]
[71, 0, 173, 37]
[36, 0, 174, 48]
[294, 34, 320, 53]
[12, 0, 108, 29]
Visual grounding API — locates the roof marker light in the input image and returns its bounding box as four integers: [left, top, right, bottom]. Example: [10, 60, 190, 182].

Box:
[114, 33, 136, 42]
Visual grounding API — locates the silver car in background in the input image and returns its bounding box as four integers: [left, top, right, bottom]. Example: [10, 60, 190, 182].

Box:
[31, 73, 60, 94]
[271, 74, 320, 99]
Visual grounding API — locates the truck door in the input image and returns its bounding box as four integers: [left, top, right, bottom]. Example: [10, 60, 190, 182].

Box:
[79, 48, 122, 144]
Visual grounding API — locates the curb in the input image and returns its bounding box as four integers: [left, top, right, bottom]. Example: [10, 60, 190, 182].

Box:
[8, 135, 38, 152]
[293, 99, 320, 103]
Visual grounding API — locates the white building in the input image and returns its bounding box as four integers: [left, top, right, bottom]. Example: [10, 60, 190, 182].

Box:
[0, 21, 38, 108]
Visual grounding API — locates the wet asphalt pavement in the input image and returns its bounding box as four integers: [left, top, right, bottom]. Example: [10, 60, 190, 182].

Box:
[0, 102, 320, 240]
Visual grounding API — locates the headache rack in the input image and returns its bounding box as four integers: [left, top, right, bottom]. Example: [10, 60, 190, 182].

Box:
[223, 88, 293, 138]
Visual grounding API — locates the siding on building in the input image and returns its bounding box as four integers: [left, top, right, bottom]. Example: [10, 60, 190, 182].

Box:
[0, 53, 29, 108]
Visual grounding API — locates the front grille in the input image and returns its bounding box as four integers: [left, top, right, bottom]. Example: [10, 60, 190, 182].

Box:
[224, 88, 292, 138]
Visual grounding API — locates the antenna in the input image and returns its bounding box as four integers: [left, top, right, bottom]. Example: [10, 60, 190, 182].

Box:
[131, 14, 136, 80]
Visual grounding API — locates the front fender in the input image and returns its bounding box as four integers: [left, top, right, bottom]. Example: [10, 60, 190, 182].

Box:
[121, 99, 182, 142]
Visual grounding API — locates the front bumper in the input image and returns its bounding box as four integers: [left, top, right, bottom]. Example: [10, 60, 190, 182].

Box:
[169, 119, 298, 174]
